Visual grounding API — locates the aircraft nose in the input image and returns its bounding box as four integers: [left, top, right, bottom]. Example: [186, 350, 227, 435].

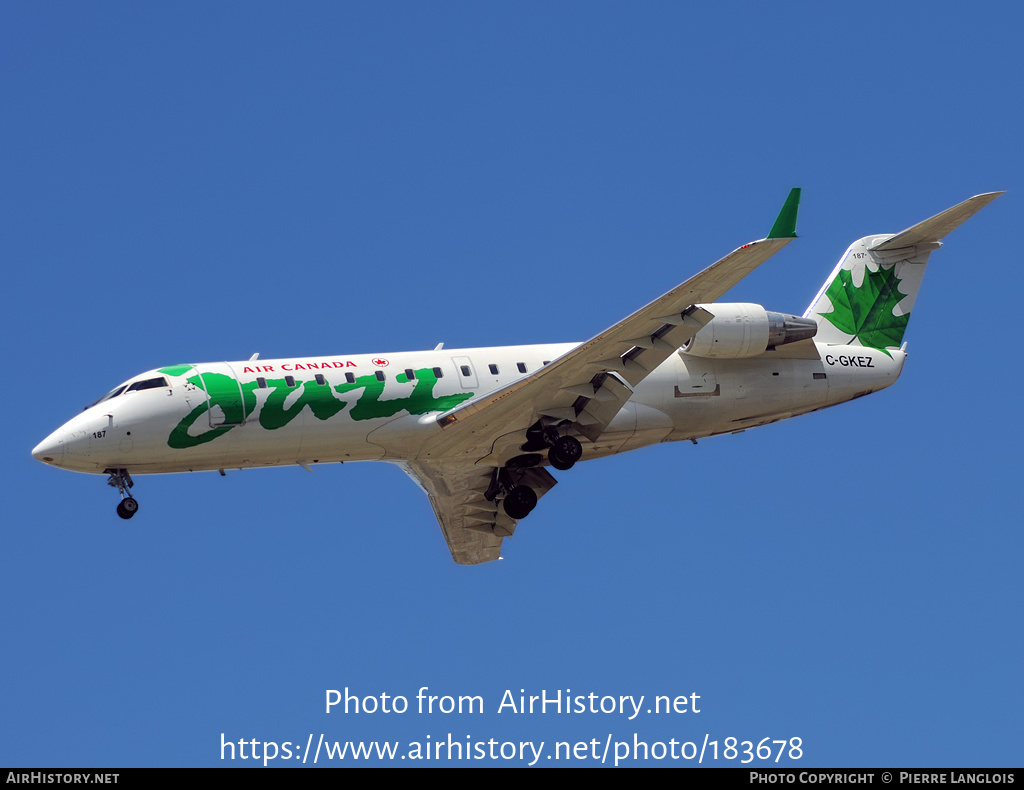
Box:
[32, 428, 65, 465]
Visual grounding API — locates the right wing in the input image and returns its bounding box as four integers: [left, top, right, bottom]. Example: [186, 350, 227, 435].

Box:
[426, 190, 802, 465]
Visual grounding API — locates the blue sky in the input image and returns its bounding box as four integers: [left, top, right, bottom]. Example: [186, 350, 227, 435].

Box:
[3, 2, 1021, 767]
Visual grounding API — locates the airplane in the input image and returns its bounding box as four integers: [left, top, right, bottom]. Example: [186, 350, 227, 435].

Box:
[32, 189, 1001, 564]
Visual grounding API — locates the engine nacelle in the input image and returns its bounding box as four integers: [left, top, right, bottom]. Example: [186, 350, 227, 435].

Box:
[681, 303, 817, 359]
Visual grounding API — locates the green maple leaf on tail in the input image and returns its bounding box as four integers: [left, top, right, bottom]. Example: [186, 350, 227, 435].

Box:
[820, 265, 910, 354]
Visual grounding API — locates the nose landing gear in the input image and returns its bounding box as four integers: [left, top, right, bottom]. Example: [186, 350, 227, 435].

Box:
[106, 468, 139, 520]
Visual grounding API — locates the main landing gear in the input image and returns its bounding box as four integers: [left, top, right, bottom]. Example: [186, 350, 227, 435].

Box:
[106, 468, 139, 520]
[523, 424, 584, 472]
[490, 426, 585, 520]
[485, 463, 540, 520]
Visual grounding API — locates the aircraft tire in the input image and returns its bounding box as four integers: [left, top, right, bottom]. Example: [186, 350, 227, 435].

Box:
[549, 436, 582, 470]
[117, 498, 139, 520]
[503, 485, 537, 520]
[549, 452, 574, 471]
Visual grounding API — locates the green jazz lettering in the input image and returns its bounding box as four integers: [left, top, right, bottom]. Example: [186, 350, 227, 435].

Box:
[167, 368, 472, 449]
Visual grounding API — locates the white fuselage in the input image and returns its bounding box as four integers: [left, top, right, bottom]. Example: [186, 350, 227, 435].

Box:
[32, 342, 904, 476]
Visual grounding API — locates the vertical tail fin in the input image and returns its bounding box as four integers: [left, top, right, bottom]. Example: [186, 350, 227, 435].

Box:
[804, 192, 1002, 352]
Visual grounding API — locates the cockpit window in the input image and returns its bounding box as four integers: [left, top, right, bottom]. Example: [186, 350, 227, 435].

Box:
[126, 376, 169, 393]
[87, 376, 170, 408]
[88, 384, 128, 409]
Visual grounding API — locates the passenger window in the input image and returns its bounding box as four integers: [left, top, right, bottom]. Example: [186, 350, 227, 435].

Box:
[432, 367, 443, 378]
[404, 368, 415, 380]
[375, 371, 385, 382]
[285, 375, 296, 388]
[257, 377, 267, 388]
[345, 373, 356, 384]
[488, 364, 499, 375]
[460, 365, 471, 377]
[315, 374, 326, 386]
[517, 362, 527, 373]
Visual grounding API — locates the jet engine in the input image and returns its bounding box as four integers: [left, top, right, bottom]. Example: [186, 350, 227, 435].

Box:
[681, 302, 817, 359]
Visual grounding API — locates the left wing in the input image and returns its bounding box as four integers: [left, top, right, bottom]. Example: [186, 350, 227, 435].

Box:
[398, 459, 557, 565]
[410, 189, 801, 563]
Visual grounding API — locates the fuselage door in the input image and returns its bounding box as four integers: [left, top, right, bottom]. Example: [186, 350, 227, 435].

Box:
[675, 355, 719, 400]
[196, 362, 248, 427]
[451, 356, 478, 389]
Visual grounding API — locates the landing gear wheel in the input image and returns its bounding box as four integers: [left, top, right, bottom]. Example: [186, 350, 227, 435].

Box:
[116, 498, 139, 520]
[548, 435, 583, 471]
[503, 485, 537, 520]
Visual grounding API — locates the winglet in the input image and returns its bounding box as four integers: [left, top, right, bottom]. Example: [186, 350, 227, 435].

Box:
[767, 187, 801, 239]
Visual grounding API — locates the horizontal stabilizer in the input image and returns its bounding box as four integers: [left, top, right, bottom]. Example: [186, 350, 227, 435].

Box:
[870, 192, 1003, 251]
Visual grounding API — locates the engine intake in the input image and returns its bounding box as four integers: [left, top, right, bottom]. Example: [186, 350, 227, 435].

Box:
[681, 303, 817, 359]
